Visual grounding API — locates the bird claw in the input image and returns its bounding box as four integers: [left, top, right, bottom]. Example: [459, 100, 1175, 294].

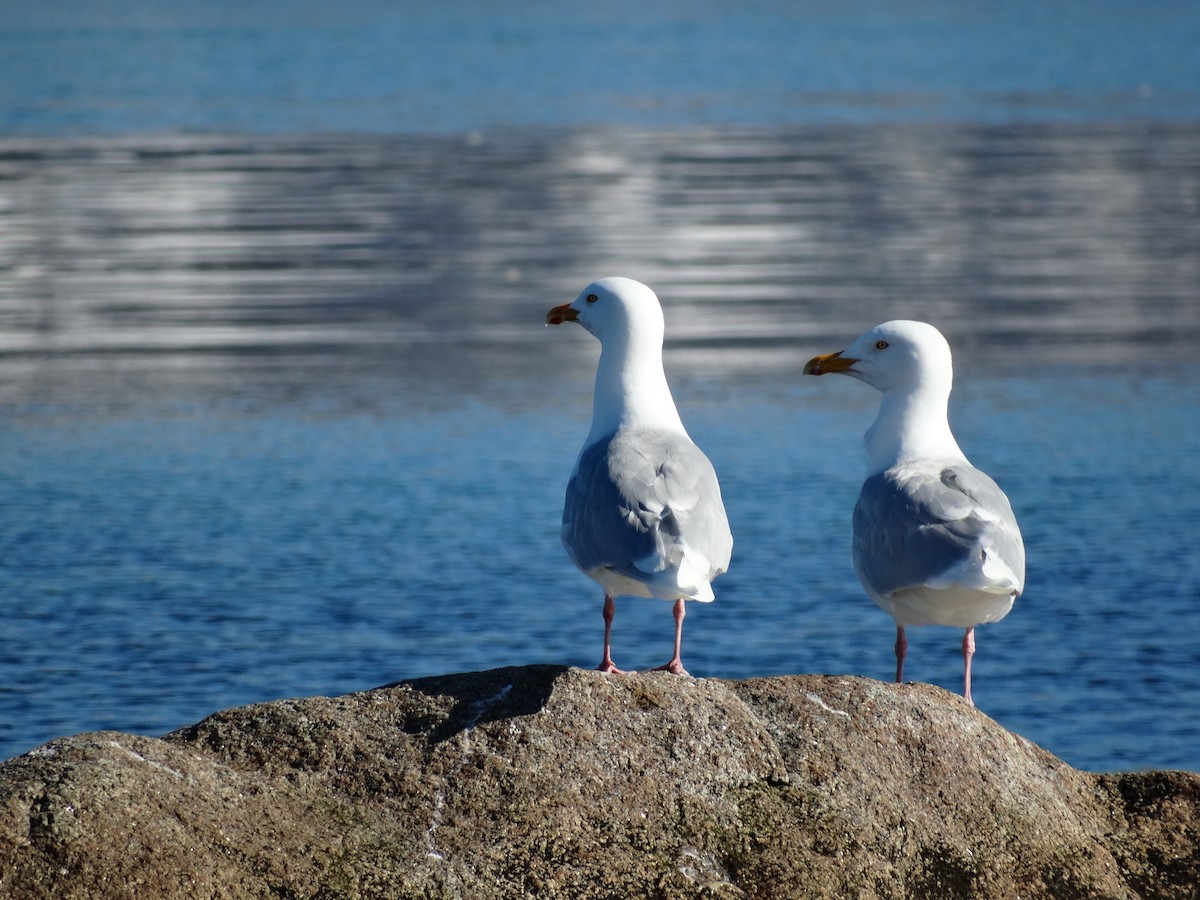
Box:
[650, 659, 690, 676]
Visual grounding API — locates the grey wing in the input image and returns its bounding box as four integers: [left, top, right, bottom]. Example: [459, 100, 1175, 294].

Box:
[562, 437, 657, 576]
[852, 463, 1025, 598]
[563, 431, 732, 580]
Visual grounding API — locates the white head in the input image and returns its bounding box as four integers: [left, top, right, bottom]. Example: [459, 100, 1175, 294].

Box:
[805, 320, 963, 471]
[547, 277, 684, 441]
[546, 276, 665, 351]
[804, 320, 954, 397]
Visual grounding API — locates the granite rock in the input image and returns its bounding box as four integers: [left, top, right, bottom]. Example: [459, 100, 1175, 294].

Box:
[1, 666, 1197, 898]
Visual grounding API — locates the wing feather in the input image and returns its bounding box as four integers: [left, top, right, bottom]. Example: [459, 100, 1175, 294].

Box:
[853, 462, 1025, 601]
[562, 429, 732, 592]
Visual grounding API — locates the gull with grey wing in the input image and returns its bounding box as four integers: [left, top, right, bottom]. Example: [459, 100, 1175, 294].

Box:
[805, 320, 1024, 705]
[547, 277, 732, 676]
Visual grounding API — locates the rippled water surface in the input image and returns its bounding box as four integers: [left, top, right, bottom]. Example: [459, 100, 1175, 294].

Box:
[3, 124, 1198, 366]
[1, 125, 1198, 772]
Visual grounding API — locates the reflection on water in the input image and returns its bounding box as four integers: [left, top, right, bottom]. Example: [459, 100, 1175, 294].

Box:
[1, 122, 1198, 396]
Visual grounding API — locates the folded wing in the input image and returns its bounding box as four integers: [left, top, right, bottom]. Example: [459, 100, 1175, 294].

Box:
[563, 429, 733, 599]
[853, 462, 1025, 602]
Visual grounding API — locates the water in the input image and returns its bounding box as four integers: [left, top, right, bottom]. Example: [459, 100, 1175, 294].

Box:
[5, 1, 1200, 132]
[1, 3, 1199, 772]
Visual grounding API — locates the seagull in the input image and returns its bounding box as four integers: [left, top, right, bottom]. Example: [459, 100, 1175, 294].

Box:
[546, 277, 733, 676]
[804, 320, 1024, 705]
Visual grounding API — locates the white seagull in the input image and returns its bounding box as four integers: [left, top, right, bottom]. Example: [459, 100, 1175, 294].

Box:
[546, 277, 733, 676]
[805, 320, 1024, 705]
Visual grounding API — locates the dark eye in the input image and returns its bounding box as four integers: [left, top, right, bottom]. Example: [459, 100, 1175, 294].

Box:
[586, 293, 598, 303]
[875, 340, 889, 350]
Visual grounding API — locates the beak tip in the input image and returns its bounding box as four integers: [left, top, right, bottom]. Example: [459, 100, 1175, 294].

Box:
[546, 303, 578, 326]
[804, 350, 855, 376]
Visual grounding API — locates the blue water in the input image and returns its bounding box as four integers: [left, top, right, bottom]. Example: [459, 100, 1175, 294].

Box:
[4, 1, 1200, 134]
[2, 365, 1198, 773]
[1, 2, 1199, 772]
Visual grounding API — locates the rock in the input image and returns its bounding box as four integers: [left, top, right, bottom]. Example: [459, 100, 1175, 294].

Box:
[1, 666, 1197, 898]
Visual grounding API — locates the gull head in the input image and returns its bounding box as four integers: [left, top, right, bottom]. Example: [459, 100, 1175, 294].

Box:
[804, 320, 954, 395]
[546, 276, 665, 347]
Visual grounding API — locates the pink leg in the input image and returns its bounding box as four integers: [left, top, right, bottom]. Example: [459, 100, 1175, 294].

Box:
[596, 595, 625, 674]
[962, 627, 976, 706]
[652, 598, 690, 676]
[894, 625, 907, 683]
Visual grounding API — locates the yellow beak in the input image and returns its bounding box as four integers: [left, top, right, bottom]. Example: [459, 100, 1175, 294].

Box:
[804, 350, 858, 376]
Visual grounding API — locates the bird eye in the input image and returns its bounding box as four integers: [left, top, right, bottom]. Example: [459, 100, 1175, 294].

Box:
[586, 294, 598, 303]
[875, 340, 889, 350]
